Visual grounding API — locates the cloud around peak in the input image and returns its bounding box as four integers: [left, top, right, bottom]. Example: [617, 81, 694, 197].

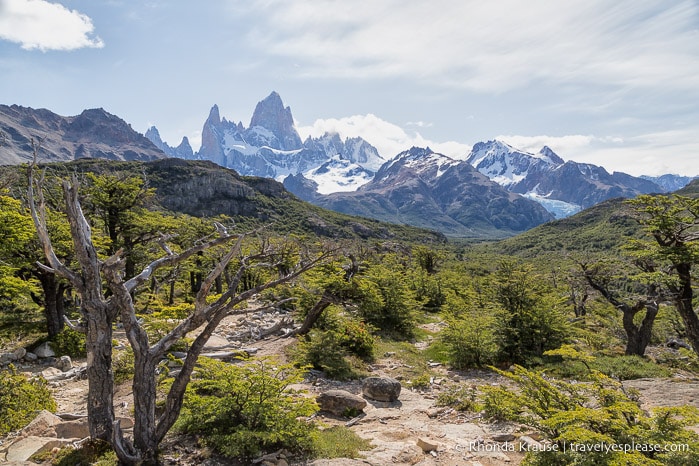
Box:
[0, 0, 104, 51]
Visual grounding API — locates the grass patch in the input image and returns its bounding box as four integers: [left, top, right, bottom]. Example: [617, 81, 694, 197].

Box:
[309, 426, 372, 459]
[538, 354, 673, 380]
[32, 439, 117, 466]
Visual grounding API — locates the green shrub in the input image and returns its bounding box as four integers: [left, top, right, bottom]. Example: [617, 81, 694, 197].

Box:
[441, 313, 497, 368]
[294, 329, 363, 380]
[292, 310, 375, 380]
[176, 357, 318, 460]
[481, 365, 699, 465]
[51, 327, 87, 357]
[358, 262, 418, 339]
[0, 365, 56, 435]
[113, 347, 135, 384]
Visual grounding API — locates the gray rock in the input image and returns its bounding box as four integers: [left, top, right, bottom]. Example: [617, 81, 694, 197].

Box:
[13, 347, 27, 360]
[0, 352, 16, 365]
[24, 352, 38, 362]
[55, 355, 72, 372]
[492, 433, 516, 442]
[54, 418, 89, 439]
[316, 389, 367, 416]
[5, 436, 74, 462]
[416, 437, 439, 452]
[362, 376, 401, 402]
[34, 342, 55, 358]
[20, 410, 62, 438]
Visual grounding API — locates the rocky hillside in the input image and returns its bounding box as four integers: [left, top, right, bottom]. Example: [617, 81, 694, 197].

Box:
[0, 105, 166, 165]
[9, 158, 445, 243]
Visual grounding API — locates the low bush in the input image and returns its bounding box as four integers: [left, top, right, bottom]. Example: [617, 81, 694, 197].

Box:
[481, 365, 699, 465]
[0, 365, 56, 435]
[176, 357, 318, 460]
[51, 327, 87, 358]
[292, 310, 375, 380]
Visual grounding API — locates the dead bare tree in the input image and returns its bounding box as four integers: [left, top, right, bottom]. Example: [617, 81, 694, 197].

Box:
[27, 161, 331, 465]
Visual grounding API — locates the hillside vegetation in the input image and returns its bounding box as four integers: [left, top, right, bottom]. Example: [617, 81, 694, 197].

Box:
[1, 159, 699, 465]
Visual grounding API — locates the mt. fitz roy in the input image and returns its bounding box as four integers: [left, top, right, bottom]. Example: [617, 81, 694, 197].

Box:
[160, 92, 385, 194]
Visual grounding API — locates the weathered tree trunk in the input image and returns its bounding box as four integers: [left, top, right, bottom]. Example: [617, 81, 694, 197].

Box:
[37, 271, 66, 338]
[295, 290, 335, 336]
[672, 263, 699, 354]
[85, 308, 116, 441]
[621, 302, 658, 356]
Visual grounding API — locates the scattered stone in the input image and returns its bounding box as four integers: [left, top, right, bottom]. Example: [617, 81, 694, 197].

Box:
[34, 342, 55, 358]
[54, 418, 89, 439]
[518, 435, 542, 451]
[416, 437, 439, 452]
[56, 355, 72, 372]
[20, 410, 62, 438]
[362, 376, 401, 402]
[13, 347, 27, 360]
[5, 436, 71, 462]
[492, 433, 516, 442]
[24, 352, 38, 362]
[316, 390, 367, 416]
[0, 352, 15, 365]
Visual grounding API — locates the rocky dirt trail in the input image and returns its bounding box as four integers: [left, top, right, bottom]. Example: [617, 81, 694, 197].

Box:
[4, 311, 699, 465]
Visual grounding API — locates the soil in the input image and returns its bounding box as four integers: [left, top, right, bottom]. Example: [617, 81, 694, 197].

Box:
[11, 314, 699, 466]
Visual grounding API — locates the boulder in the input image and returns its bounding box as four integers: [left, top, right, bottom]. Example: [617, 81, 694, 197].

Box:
[0, 352, 15, 365]
[24, 351, 38, 362]
[416, 437, 439, 452]
[362, 376, 401, 402]
[13, 347, 27, 360]
[55, 355, 72, 372]
[316, 389, 367, 416]
[5, 436, 72, 462]
[34, 342, 55, 358]
[54, 418, 89, 439]
[20, 410, 62, 438]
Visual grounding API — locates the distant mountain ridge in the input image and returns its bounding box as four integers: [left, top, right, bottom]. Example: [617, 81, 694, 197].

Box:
[465, 140, 672, 218]
[1, 94, 695, 239]
[146, 93, 691, 224]
[0, 104, 166, 164]
[312, 147, 554, 238]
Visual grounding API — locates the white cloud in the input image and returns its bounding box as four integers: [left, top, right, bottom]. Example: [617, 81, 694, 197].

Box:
[0, 0, 104, 51]
[297, 114, 470, 160]
[240, 0, 699, 93]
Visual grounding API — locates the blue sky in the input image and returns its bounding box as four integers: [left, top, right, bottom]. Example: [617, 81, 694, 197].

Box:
[1, 0, 698, 176]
